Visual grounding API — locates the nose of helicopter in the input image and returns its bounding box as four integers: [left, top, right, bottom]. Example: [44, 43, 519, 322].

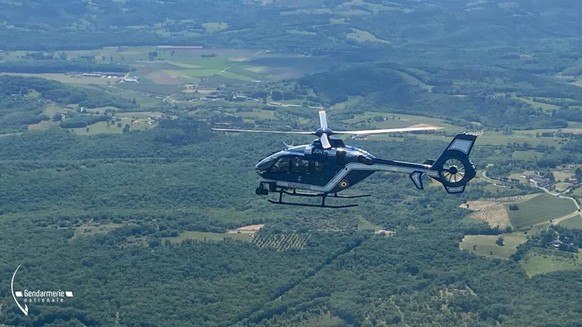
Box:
[255, 158, 272, 175]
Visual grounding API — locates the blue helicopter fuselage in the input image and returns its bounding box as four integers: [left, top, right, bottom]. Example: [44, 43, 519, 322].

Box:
[255, 138, 377, 193]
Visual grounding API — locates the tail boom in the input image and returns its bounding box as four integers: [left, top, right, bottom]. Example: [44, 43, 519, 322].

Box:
[373, 133, 478, 194]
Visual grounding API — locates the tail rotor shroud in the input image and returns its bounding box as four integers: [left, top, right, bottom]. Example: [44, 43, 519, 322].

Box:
[430, 133, 478, 194]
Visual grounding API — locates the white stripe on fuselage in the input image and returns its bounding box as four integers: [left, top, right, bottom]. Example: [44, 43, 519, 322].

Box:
[261, 162, 439, 193]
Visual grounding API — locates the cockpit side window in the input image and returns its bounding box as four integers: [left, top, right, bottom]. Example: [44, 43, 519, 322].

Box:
[269, 156, 291, 173]
[269, 156, 325, 174]
[291, 157, 309, 174]
[308, 160, 325, 174]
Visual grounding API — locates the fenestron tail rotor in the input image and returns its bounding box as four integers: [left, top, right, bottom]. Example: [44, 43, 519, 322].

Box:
[441, 158, 466, 184]
[428, 133, 478, 194]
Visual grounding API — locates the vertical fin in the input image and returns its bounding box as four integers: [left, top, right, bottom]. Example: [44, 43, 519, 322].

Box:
[432, 133, 477, 168]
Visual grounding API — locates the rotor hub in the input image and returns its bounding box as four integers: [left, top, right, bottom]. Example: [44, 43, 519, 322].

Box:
[315, 127, 333, 137]
[439, 156, 472, 186]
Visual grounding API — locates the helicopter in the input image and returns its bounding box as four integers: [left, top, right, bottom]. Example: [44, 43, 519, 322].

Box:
[213, 110, 478, 208]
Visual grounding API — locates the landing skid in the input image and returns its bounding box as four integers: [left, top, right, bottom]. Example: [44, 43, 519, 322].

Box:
[267, 190, 369, 208]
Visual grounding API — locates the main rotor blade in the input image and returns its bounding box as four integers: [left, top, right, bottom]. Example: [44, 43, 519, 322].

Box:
[212, 128, 313, 135]
[320, 132, 331, 149]
[334, 124, 442, 135]
[319, 110, 328, 129]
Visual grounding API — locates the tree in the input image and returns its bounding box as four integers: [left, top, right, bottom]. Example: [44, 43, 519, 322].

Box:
[148, 51, 158, 61]
[52, 112, 63, 121]
[361, 320, 374, 327]
[271, 90, 283, 101]
[496, 236, 504, 246]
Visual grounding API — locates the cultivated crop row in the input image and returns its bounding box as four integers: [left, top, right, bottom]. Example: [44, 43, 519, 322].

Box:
[252, 232, 311, 251]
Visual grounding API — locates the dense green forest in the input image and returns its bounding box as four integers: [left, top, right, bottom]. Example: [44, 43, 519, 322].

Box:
[1, 1, 582, 326]
[299, 64, 578, 129]
[0, 112, 579, 326]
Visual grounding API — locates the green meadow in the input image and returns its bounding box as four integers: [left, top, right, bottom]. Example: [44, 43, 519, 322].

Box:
[521, 248, 582, 277]
[508, 194, 578, 229]
[460, 234, 528, 260]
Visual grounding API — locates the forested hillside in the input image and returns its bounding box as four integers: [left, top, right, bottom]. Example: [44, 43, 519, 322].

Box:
[1, 0, 582, 51]
[1, 1, 582, 326]
[0, 104, 579, 325]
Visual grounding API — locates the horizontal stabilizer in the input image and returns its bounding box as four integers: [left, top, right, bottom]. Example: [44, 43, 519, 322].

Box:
[409, 171, 425, 190]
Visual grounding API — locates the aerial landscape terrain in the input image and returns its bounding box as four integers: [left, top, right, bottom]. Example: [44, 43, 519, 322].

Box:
[0, 0, 582, 326]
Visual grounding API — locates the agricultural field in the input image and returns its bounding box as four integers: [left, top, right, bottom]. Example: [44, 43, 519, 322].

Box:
[462, 195, 532, 229]
[28, 120, 59, 131]
[520, 248, 582, 277]
[252, 232, 311, 251]
[341, 111, 458, 132]
[559, 215, 582, 229]
[465, 203, 511, 229]
[236, 109, 278, 123]
[512, 96, 560, 111]
[3, 46, 343, 100]
[338, 111, 457, 144]
[115, 111, 164, 120]
[3, 72, 124, 85]
[477, 130, 564, 147]
[163, 231, 253, 244]
[459, 234, 528, 259]
[346, 28, 390, 44]
[227, 224, 264, 235]
[508, 193, 578, 229]
[0, 46, 356, 139]
[72, 222, 123, 240]
[69, 121, 124, 135]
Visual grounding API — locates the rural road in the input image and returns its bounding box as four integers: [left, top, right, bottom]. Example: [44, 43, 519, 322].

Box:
[219, 50, 264, 74]
[531, 180, 581, 214]
[481, 170, 509, 187]
[482, 170, 582, 227]
[532, 211, 581, 227]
